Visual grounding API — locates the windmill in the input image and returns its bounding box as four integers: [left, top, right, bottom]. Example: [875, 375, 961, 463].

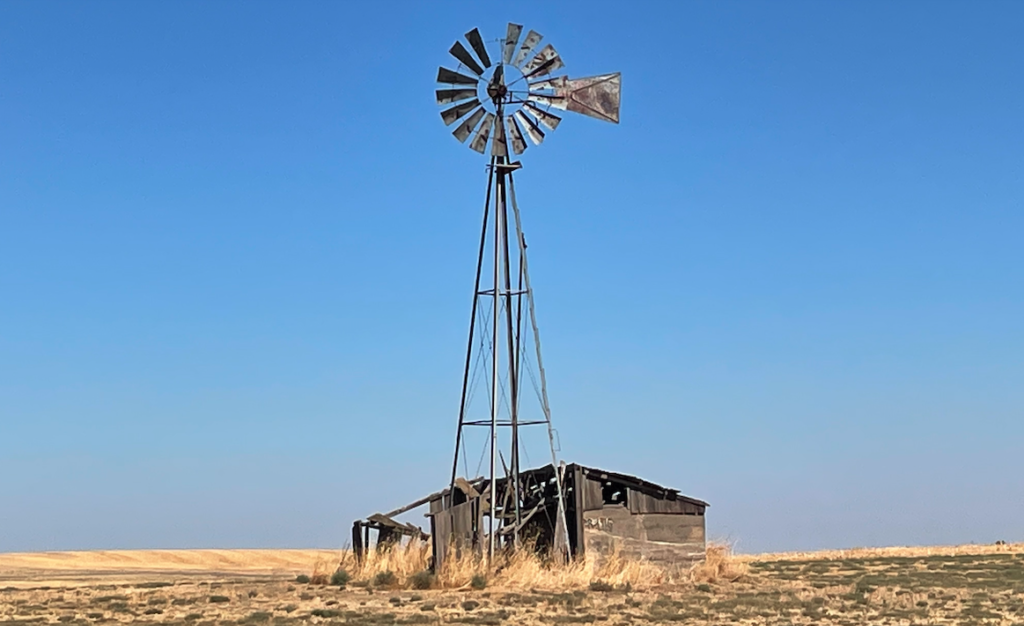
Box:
[437, 23, 621, 561]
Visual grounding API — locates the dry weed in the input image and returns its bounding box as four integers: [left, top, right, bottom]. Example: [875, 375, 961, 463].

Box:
[322, 540, 671, 591]
[334, 539, 431, 583]
[689, 542, 749, 584]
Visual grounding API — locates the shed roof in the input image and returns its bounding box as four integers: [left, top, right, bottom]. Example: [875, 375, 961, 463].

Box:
[574, 464, 709, 508]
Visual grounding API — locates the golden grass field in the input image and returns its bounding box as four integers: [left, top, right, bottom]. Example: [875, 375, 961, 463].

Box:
[2, 542, 1023, 625]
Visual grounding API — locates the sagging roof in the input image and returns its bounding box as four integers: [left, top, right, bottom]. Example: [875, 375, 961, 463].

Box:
[575, 464, 709, 508]
[422, 462, 709, 508]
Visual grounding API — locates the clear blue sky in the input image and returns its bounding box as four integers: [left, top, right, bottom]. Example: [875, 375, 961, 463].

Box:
[1, 1, 1021, 554]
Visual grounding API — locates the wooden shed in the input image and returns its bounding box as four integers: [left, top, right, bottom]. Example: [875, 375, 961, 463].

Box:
[568, 464, 707, 567]
[352, 462, 707, 571]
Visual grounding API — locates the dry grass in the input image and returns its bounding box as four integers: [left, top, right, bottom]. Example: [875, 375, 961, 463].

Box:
[744, 540, 1024, 562]
[4, 543, 1022, 625]
[689, 542, 749, 583]
[315, 540, 694, 591]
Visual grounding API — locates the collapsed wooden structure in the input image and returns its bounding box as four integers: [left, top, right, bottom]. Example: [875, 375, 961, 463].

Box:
[352, 462, 708, 570]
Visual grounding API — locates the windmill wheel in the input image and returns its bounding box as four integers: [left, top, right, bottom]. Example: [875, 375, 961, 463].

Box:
[436, 24, 622, 157]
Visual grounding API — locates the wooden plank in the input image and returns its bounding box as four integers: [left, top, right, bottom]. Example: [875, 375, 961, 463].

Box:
[455, 477, 481, 498]
[351, 522, 363, 562]
[572, 465, 586, 558]
[582, 476, 604, 512]
[383, 492, 437, 519]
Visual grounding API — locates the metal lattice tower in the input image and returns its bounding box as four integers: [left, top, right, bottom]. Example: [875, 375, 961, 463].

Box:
[437, 23, 621, 561]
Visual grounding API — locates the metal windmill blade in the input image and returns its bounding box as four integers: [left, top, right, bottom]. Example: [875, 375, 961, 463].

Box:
[437, 67, 479, 86]
[503, 23, 522, 64]
[440, 99, 481, 126]
[449, 40, 485, 76]
[521, 44, 564, 79]
[491, 116, 508, 157]
[513, 109, 545, 145]
[465, 28, 492, 69]
[469, 112, 495, 153]
[522, 102, 562, 130]
[453, 107, 487, 142]
[436, 88, 477, 104]
[506, 115, 528, 154]
[513, 30, 542, 67]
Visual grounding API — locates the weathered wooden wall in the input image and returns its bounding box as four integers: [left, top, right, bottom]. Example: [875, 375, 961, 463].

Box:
[582, 504, 705, 569]
[429, 498, 478, 569]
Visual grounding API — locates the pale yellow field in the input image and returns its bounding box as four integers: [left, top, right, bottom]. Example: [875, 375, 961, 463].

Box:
[0, 550, 338, 588]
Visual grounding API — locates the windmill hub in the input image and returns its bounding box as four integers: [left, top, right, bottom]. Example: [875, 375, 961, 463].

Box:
[485, 69, 508, 104]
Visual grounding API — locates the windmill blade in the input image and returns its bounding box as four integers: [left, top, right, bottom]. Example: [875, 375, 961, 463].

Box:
[528, 76, 567, 91]
[469, 113, 495, 153]
[506, 115, 528, 155]
[437, 67, 480, 86]
[503, 23, 522, 65]
[513, 110, 545, 145]
[436, 88, 477, 104]
[465, 28, 492, 68]
[555, 72, 621, 123]
[440, 98, 481, 126]
[453, 107, 486, 143]
[450, 41, 484, 76]
[491, 116, 508, 157]
[523, 102, 563, 129]
[521, 44, 564, 79]
[513, 30, 542, 67]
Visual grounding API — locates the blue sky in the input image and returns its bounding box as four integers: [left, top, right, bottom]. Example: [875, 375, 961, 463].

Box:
[1, 1, 1021, 553]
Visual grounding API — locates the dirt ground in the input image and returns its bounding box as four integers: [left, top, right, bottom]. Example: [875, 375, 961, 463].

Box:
[2, 546, 1023, 625]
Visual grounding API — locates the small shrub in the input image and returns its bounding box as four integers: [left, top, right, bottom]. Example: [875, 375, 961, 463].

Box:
[374, 571, 398, 588]
[247, 590, 258, 598]
[310, 608, 340, 618]
[184, 614, 203, 621]
[409, 571, 435, 590]
[143, 608, 163, 615]
[589, 580, 615, 592]
[330, 569, 350, 588]
[696, 583, 712, 593]
[209, 595, 230, 604]
[420, 604, 436, 612]
[294, 575, 310, 584]
[410, 595, 423, 602]
[461, 600, 480, 611]
[470, 574, 487, 590]
[388, 597, 402, 605]
[280, 605, 297, 613]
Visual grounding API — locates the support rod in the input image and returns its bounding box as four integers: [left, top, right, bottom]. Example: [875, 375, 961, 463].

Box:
[506, 172, 572, 559]
[488, 154, 502, 562]
[450, 158, 495, 495]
